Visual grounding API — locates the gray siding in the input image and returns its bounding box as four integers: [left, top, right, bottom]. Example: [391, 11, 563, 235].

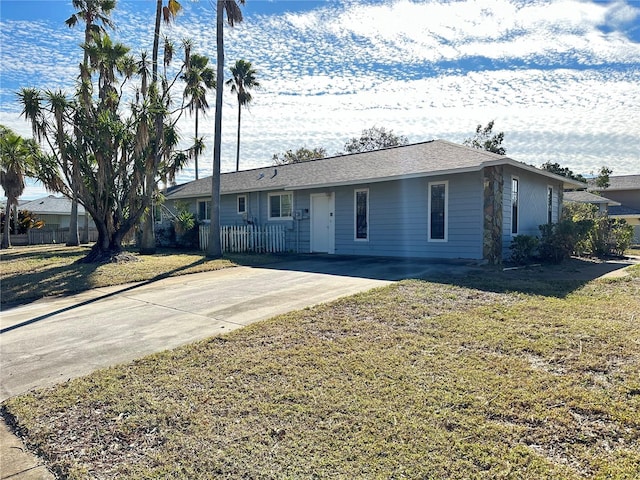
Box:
[502, 166, 564, 255]
[331, 173, 483, 259]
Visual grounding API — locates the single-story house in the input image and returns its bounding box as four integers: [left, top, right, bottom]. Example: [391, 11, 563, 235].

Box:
[586, 175, 640, 244]
[18, 195, 96, 232]
[164, 139, 585, 263]
[563, 190, 621, 214]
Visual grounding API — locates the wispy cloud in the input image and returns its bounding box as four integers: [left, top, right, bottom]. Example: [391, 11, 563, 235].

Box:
[1, 0, 639, 199]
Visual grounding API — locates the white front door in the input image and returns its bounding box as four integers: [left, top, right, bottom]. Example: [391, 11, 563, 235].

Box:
[311, 193, 335, 253]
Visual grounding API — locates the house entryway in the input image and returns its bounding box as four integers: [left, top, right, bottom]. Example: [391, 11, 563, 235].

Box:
[310, 193, 335, 253]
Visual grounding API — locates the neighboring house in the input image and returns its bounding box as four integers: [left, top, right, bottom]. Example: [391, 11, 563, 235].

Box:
[588, 175, 640, 244]
[164, 139, 584, 263]
[563, 190, 621, 214]
[19, 195, 96, 231]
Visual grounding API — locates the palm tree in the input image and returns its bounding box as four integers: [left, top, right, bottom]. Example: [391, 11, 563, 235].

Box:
[226, 59, 259, 172]
[208, 0, 245, 259]
[66, 0, 116, 246]
[140, 0, 182, 255]
[1, 127, 36, 249]
[182, 53, 215, 180]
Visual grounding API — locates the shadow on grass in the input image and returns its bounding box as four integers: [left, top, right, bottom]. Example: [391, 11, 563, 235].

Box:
[0, 256, 212, 334]
[252, 254, 638, 298]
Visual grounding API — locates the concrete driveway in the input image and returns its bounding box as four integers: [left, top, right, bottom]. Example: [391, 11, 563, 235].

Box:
[0, 256, 474, 401]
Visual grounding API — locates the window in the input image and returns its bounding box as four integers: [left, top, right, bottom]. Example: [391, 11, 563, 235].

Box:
[547, 186, 553, 224]
[198, 200, 211, 221]
[237, 195, 247, 214]
[268, 192, 293, 219]
[428, 181, 448, 241]
[511, 177, 519, 235]
[354, 189, 369, 240]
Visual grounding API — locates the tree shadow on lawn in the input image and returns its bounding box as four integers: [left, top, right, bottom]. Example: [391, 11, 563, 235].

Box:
[0, 256, 214, 334]
[256, 254, 638, 299]
[426, 257, 638, 298]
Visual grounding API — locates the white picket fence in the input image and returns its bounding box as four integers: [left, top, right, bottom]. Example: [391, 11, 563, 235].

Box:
[199, 224, 286, 253]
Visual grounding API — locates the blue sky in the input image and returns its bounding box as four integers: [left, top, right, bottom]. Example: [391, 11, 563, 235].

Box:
[1, 0, 639, 200]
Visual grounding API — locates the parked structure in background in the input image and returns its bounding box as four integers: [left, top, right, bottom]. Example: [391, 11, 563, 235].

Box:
[164, 140, 584, 263]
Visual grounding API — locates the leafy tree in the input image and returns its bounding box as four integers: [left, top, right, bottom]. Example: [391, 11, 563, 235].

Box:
[227, 59, 260, 172]
[593, 166, 612, 191]
[65, 0, 117, 246]
[181, 52, 215, 180]
[207, 0, 245, 259]
[18, 28, 195, 262]
[0, 125, 50, 248]
[0, 209, 45, 236]
[540, 162, 586, 183]
[272, 147, 327, 165]
[463, 120, 506, 155]
[342, 126, 408, 154]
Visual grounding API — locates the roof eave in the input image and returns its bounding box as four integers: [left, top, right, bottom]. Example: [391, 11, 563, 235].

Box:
[482, 158, 587, 188]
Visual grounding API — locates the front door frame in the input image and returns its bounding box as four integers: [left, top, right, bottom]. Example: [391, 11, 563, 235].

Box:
[310, 192, 335, 254]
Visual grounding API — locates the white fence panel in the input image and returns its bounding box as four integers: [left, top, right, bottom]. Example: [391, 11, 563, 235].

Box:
[199, 224, 286, 253]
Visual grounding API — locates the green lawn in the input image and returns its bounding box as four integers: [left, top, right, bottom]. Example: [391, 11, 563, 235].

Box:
[2, 262, 639, 479]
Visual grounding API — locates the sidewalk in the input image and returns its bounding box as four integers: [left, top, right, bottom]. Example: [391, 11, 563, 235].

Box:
[0, 421, 54, 479]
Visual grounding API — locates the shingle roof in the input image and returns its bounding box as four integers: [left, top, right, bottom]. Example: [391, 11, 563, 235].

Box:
[587, 175, 640, 192]
[166, 139, 585, 199]
[563, 190, 620, 206]
[608, 205, 640, 217]
[19, 195, 87, 215]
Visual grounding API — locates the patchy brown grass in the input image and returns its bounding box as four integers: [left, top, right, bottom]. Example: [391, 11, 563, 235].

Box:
[3, 265, 639, 479]
[0, 245, 281, 306]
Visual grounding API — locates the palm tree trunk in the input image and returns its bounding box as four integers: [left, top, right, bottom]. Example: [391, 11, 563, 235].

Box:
[207, 0, 224, 259]
[1, 202, 11, 249]
[67, 195, 80, 246]
[81, 209, 89, 243]
[235, 102, 241, 172]
[195, 108, 199, 180]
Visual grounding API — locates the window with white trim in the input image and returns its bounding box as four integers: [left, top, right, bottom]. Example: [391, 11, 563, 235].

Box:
[354, 188, 369, 241]
[237, 195, 247, 214]
[511, 177, 519, 235]
[198, 200, 211, 221]
[268, 192, 293, 220]
[428, 181, 448, 241]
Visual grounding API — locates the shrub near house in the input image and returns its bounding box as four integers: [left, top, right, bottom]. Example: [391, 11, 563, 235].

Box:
[510, 203, 633, 264]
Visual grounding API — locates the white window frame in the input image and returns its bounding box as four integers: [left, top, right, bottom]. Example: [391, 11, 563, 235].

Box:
[197, 200, 211, 222]
[511, 177, 519, 235]
[237, 194, 247, 215]
[268, 192, 293, 220]
[354, 188, 369, 241]
[428, 180, 448, 242]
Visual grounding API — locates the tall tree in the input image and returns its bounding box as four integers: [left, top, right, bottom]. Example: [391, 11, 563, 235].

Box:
[65, 0, 116, 246]
[140, 0, 182, 254]
[272, 147, 327, 165]
[18, 30, 195, 262]
[342, 126, 408, 154]
[182, 52, 215, 180]
[463, 120, 506, 155]
[226, 59, 259, 172]
[0, 127, 34, 248]
[207, 0, 245, 259]
[540, 162, 586, 183]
